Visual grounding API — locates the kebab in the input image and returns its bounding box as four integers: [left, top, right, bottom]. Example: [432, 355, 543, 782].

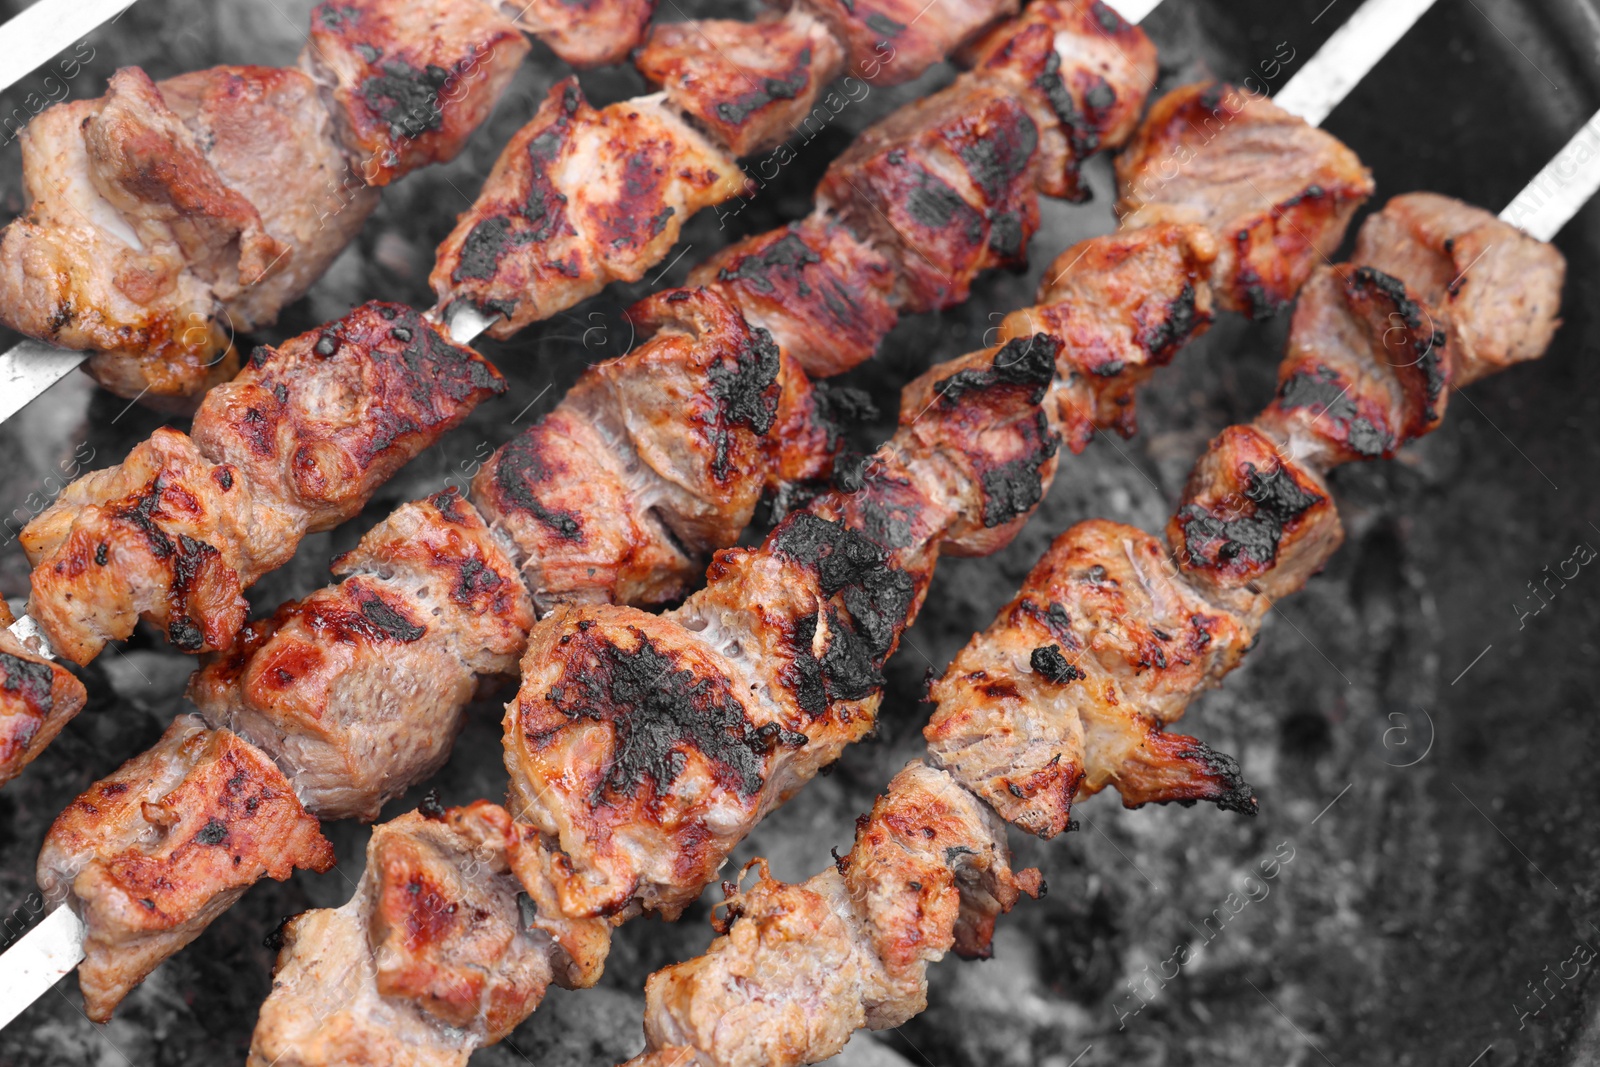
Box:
[10, 7, 1173, 1026]
[234, 82, 1373, 1064]
[0, 0, 1051, 417]
[6, 1, 1159, 782]
[622, 188, 1566, 1067]
[0, 0, 658, 410]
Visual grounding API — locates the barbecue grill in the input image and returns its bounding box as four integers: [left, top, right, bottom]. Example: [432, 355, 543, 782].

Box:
[0, 0, 1596, 1064]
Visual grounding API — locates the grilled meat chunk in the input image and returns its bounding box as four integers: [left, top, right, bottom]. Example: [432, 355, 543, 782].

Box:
[431, 79, 749, 336]
[22, 304, 503, 664]
[636, 8, 848, 158]
[0, 602, 88, 788]
[1116, 82, 1375, 318]
[503, 0, 657, 68]
[249, 801, 605, 1067]
[689, 217, 899, 378]
[998, 223, 1217, 450]
[1257, 264, 1452, 468]
[818, 73, 1042, 311]
[299, 0, 530, 187]
[189, 489, 532, 821]
[36, 715, 332, 1022]
[800, 0, 1019, 84]
[633, 762, 1040, 1067]
[503, 336, 1061, 921]
[925, 520, 1259, 836]
[1352, 191, 1566, 385]
[963, 0, 1158, 201]
[473, 288, 790, 609]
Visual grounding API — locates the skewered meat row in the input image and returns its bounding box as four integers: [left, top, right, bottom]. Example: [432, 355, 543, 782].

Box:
[14, 4, 1158, 705]
[625, 191, 1566, 1067]
[0, 0, 652, 406]
[429, 0, 1156, 347]
[31, 76, 1369, 1031]
[19, 301, 504, 668]
[240, 84, 1379, 1061]
[9, 0, 1152, 684]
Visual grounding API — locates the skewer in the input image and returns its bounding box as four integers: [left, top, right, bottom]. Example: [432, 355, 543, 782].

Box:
[0, 0, 134, 94]
[0, 0, 1548, 1043]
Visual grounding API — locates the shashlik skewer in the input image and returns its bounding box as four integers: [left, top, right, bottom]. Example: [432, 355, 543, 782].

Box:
[4, 0, 1157, 776]
[624, 185, 1568, 1067]
[0, 0, 1038, 416]
[238, 82, 1375, 1063]
[14, 6, 1175, 1023]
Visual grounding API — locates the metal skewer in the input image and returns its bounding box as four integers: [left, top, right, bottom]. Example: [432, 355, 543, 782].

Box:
[0, 0, 1514, 1027]
[0, 0, 135, 94]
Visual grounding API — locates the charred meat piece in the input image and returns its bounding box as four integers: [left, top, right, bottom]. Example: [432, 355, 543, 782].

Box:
[800, 0, 1019, 85]
[1353, 191, 1566, 386]
[249, 801, 603, 1067]
[504, 0, 658, 68]
[924, 520, 1259, 836]
[1257, 264, 1451, 468]
[36, 715, 333, 1022]
[189, 489, 533, 821]
[636, 8, 847, 157]
[1116, 82, 1374, 319]
[998, 223, 1217, 450]
[689, 217, 899, 378]
[0, 602, 88, 788]
[632, 762, 1041, 1067]
[299, 0, 530, 187]
[22, 304, 503, 664]
[817, 73, 1042, 312]
[473, 288, 788, 609]
[431, 79, 749, 336]
[502, 337, 1060, 921]
[962, 0, 1158, 201]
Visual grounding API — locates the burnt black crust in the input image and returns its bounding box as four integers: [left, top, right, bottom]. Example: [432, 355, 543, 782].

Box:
[787, 608, 883, 715]
[354, 588, 426, 642]
[1278, 363, 1391, 457]
[904, 164, 985, 245]
[492, 432, 583, 540]
[1136, 282, 1201, 359]
[1034, 52, 1098, 177]
[716, 231, 821, 293]
[1175, 741, 1257, 815]
[955, 110, 1038, 202]
[1030, 644, 1084, 685]
[812, 382, 879, 450]
[195, 818, 229, 846]
[0, 651, 55, 711]
[979, 411, 1060, 528]
[707, 327, 782, 479]
[935, 333, 1061, 407]
[541, 628, 800, 801]
[360, 61, 451, 140]
[1178, 462, 1323, 568]
[770, 513, 915, 660]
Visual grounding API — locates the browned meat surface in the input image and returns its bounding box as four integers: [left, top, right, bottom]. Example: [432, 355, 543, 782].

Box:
[249, 801, 605, 1067]
[632, 762, 1041, 1067]
[689, 217, 899, 378]
[1353, 191, 1566, 385]
[36, 715, 332, 1022]
[817, 73, 1042, 312]
[997, 223, 1217, 451]
[0, 602, 88, 788]
[504, 0, 657, 67]
[1116, 82, 1375, 319]
[298, 0, 530, 187]
[963, 0, 1158, 201]
[473, 288, 790, 609]
[22, 304, 503, 664]
[188, 489, 532, 821]
[924, 520, 1259, 837]
[431, 79, 749, 336]
[502, 335, 1061, 922]
[636, 8, 847, 157]
[800, 0, 1019, 85]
